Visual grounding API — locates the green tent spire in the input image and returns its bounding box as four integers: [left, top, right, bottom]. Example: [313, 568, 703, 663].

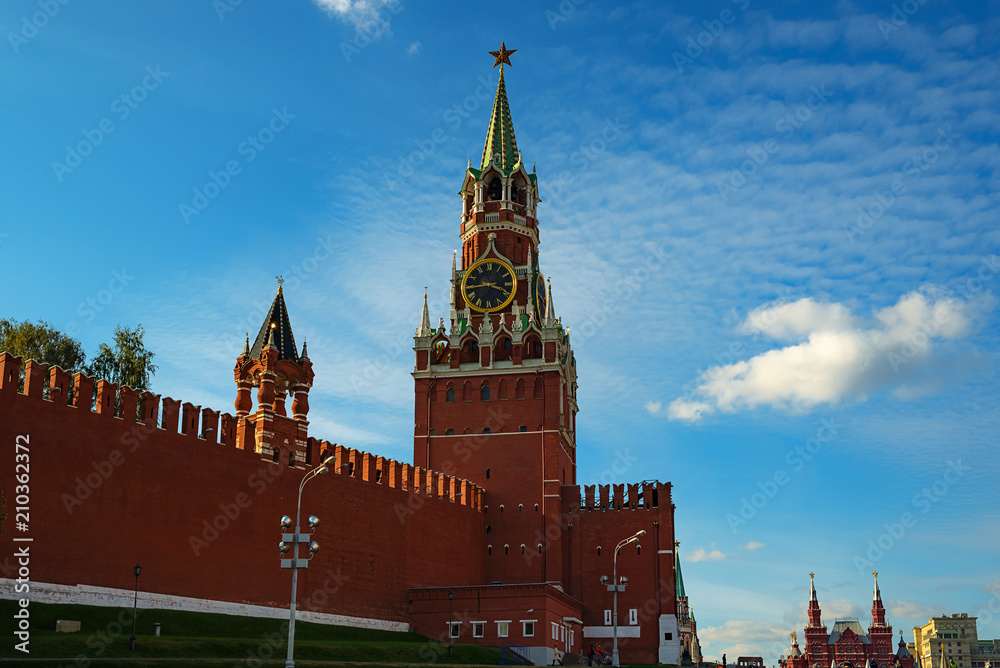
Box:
[480, 65, 520, 174]
[675, 544, 686, 597]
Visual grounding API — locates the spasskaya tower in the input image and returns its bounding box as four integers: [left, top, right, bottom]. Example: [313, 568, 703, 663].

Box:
[412, 42, 579, 587]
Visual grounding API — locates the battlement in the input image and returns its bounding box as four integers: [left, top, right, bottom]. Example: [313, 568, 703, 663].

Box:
[580, 481, 671, 511]
[0, 351, 484, 510]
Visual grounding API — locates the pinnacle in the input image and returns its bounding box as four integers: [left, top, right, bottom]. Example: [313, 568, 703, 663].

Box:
[250, 284, 299, 362]
[480, 67, 520, 174]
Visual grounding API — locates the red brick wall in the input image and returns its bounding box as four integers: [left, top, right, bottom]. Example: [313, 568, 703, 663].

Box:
[0, 356, 483, 623]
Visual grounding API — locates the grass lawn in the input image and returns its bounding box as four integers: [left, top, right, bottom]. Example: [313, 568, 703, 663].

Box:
[0, 599, 500, 665]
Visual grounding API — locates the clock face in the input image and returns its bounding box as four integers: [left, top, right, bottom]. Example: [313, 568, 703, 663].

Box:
[535, 274, 547, 317]
[462, 258, 517, 312]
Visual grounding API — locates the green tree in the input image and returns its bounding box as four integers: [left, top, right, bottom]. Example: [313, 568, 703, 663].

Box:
[85, 324, 157, 391]
[0, 318, 86, 370]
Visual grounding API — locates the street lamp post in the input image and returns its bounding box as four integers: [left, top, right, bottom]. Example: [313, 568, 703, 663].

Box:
[448, 591, 454, 658]
[279, 456, 333, 668]
[604, 529, 646, 667]
[130, 564, 141, 652]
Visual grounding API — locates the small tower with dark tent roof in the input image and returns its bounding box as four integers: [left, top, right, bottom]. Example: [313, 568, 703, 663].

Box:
[233, 278, 314, 467]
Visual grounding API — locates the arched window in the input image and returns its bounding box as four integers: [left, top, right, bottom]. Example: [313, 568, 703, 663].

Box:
[637, 545, 641, 556]
[446, 386, 455, 403]
[433, 339, 449, 364]
[488, 544, 492, 556]
[520, 425, 528, 432]
[494, 336, 512, 361]
[515, 378, 526, 399]
[597, 546, 602, 556]
[461, 338, 479, 363]
[537, 543, 542, 554]
[519, 504, 523, 512]
[504, 544, 509, 555]
[499, 504, 504, 513]
[481, 383, 490, 401]
[498, 378, 508, 400]
[462, 381, 473, 402]
[524, 334, 542, 359]
[521, 544, 525, 555]
[534, 504, 539, 511]
[486, 525, 492, 535]
[533, 376, 544, 399]
[445, 428, 454, 435]
[486, 468, 491, 479]
[488, 177, 502, 201]
[272, 448, 280, 463]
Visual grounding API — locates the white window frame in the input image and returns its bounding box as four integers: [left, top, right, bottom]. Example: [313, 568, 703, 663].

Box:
[449, 622, 460, 639]
[497, 621, 510, 638]
[522, 620, 536, 637]
[552, 621, 560, 640]
[629, 608, 638, 625]
[472, 621, 485, 638]
[604, 609, 612, 626]
[561, 625, 566, 642]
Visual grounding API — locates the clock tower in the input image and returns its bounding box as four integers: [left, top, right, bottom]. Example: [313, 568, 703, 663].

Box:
[412, 43, 579, 586]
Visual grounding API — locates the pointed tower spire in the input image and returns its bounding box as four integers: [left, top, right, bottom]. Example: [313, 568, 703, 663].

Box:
[300, 337, 309, 360]
[674, 543, 686, 598]
[481, 43, 520, 173]
[808, 572, 823, 628]
[250, 280, 298, 361]
[417, 290, 432, 337]
[544, 277, 555, 324]
[242, 332, 251, 358]
[872, 571, 886, 627]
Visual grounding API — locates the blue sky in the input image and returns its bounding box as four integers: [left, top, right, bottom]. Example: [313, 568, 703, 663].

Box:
[3, 0, 999, 660]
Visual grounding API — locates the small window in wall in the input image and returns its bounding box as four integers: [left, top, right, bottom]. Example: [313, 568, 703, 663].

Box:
[552, 622, 559, 640]
[604, 609, 612, 626]
[450, 623, 460, 639]
[446, 428, 454, 435]
[534, 503, 539, 511]
[488, 544, 492, 555]
[481, 384, 490, 401]
[597, 546, 602, 556]
[473, 622, 485, 638]
[446, 387, 455, 402]
[504, 544, 509, 555]
[664, 632, 672, 640]
[486, 525, 492, 535]
[519, 504, 523, 512]
[483, 426, 491, 434]
[561, 625, 565, 642]
[429, 429, 436, 436]
[497, 621, 509, 638]
[486, 468, 491, 479]
[519, 425, 527, 432]
[637, 545, 641, 556]
[629, 609, 638, 625]
[523, 621, 535, 637]
[537, 543, 542, 554]
[500, 504, 504, 513]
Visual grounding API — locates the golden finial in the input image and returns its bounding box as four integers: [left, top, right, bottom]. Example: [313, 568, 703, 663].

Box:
[810, 572, 815, 580]
[791, 632, 797, 643]
[489, 41, 516, 69]
[675, 540, 680, 547]
[873, 571, 879, 580]
[276, 275, 284, 293]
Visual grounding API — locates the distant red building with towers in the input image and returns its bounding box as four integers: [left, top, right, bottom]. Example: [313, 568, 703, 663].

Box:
[0, 44, 686, 666]
[783, 573, 916, 668]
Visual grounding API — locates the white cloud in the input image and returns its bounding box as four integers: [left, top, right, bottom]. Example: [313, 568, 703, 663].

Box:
[887, 600, 942, 620]
[689, 547, 728, 562]
[699, 620, 790, 661]
[663, 290, 988, 422]
[312, 0, 396, 31]
[407, 41, 421, 56]
[745, 541, 766, 551]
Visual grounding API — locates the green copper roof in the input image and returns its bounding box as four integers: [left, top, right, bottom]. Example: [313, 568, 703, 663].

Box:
[675, 549, 686, 597]
[480, 68, 520, 174]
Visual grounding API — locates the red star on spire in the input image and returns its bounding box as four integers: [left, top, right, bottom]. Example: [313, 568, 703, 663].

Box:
[489, 41, 516, 69]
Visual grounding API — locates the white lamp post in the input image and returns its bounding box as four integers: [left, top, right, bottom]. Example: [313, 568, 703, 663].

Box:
[604, 529, 645, 667]
[279, 456, 333, 668]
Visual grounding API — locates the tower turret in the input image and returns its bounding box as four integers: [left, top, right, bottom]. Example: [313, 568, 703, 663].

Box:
[808, 572, 823, 628]
[233, 278, 314, 465]
[872, 571, 887, 627]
